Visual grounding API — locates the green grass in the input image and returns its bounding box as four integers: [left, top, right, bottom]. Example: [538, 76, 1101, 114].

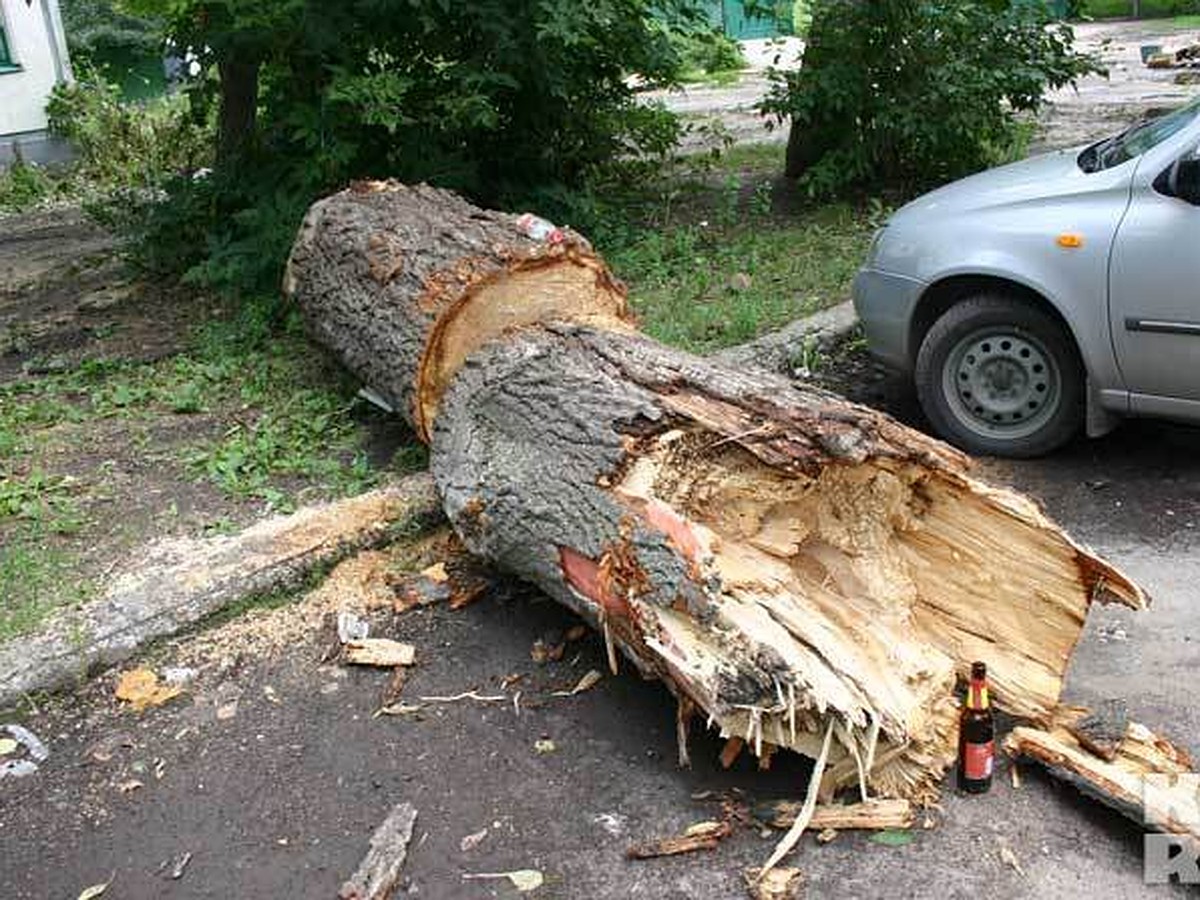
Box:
[592, 142, 879, 353]
[1, 298, 386, 512]
[0, 297, 403, 639]
[0, 535, 93, 641]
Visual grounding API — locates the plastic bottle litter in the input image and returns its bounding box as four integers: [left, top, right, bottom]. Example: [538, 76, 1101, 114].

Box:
[337, 611, 370, 643]
[515, 213, 565, 245]
[0, 723, 49, 779]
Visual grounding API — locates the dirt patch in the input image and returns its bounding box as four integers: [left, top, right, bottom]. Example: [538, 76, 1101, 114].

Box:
[0, 208, 416, 640]
[0, 209, 211, 382]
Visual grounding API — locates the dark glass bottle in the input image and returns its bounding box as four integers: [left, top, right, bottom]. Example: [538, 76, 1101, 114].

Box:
[957, 661, 995, 794]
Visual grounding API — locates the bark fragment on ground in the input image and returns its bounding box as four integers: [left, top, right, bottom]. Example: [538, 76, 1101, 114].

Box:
[0, 475, 442, 709]
[1005, 707, 1199, 847]
[626, 821, 734, 859]
[338, 801, 418, 900]
[286, 181, 1149, 803]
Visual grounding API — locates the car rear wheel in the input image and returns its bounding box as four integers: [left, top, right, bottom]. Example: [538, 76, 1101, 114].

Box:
[915, 294, 1084, 457]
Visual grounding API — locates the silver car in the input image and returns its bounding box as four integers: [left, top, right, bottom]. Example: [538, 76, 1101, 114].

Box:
[853, 99, 1200, 457]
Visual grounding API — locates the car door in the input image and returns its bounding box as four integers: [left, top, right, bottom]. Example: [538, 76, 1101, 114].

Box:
[1109, 145, 1200, 406]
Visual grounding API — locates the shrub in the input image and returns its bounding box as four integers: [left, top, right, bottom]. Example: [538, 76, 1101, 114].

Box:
[45, 66, 211, 193]
[0, 155, 55, 213]
[761, 0, 1103, 197]
[670, 29, 746, 77]
[112, 0, 695, 296]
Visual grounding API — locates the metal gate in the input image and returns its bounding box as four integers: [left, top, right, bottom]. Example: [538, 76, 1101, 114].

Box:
[723, 1, 792, 39]
[698, 1, 793, 40]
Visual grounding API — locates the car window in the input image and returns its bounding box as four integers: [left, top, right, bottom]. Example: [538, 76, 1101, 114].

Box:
[1078, 100, 1200, 173]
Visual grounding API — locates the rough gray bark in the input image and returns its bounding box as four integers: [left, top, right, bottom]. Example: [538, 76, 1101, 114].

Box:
[0, 476, 441, 709]
[287, 183, 1149, 801]
[285, 181, 629, 440]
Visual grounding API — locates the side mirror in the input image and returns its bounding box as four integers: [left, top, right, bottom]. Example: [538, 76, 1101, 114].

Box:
[1165, 156, 1200, 205]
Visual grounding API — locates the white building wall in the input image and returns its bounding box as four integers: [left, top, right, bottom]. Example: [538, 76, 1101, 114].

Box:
[0, 0, 71, 137]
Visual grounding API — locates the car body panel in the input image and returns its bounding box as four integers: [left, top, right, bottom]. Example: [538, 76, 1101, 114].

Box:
[853, 106, 1200, 428]
[1109, 142, 1200, 403]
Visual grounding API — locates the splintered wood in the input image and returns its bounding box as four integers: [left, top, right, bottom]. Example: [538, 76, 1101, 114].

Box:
[287, 181, 1150, 805]
[1005, 707, 1200, 848]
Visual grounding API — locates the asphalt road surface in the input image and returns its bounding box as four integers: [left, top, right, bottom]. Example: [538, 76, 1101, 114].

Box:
[2, 359, 1199, 899]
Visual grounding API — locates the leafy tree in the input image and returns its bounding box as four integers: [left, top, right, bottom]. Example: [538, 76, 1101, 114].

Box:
[61, 0, 163, 60]
[760, 0, 1102, 196]
[104, 0, 693, 293]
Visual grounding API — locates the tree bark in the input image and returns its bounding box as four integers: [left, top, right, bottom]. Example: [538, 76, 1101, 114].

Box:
[285, 181, 1148, 802]
[216, 51, 260, 168]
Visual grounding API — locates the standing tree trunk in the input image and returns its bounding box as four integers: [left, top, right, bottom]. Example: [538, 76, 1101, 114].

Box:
[285, 181, 1149, 802]
[783, 0, 840, 179]
[216, 51, 260, 168]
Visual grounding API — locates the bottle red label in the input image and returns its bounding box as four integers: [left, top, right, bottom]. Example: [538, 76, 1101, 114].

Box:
[963, 740, 994, 780]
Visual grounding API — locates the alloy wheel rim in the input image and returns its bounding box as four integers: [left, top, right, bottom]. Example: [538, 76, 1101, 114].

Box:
[942, 328, 1061, 442]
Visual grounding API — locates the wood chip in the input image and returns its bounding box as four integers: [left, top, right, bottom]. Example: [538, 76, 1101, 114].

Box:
[755, 798, 915, 832]
[999, 845, 1024, 876]
[551, 669, 602, 697]
[345, 639, 417, 667]
[1069, 698, 1129, 762]
[421, 562, 449, 583]
[720, 737, 745, 770]
[744, 866, 804, 899]
[626, 820, 733, 859]
[338, 802, 417, 900]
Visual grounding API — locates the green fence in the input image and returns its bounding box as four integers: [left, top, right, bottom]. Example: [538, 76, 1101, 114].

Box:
[699, 1, 794, 39]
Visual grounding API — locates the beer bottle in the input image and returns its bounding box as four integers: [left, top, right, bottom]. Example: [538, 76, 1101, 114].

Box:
[957, 661, 995, 794]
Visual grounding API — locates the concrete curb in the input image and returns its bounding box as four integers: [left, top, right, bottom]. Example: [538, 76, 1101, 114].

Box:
[0, 475, 442, 710]
[709, 299, 859, 374]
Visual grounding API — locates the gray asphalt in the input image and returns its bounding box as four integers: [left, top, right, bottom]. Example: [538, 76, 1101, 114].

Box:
[2, 366, 1199, 898]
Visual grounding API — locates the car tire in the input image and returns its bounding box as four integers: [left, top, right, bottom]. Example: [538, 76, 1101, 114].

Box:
[915, 294, 1084, 458]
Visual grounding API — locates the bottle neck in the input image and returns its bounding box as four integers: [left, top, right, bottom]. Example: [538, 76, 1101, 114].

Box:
[967, 678, 990, 711]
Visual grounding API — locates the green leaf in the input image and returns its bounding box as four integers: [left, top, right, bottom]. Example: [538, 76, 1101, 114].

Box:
[870, 829, 914, 847]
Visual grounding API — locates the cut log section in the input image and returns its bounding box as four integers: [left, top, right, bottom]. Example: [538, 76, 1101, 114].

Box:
[286, 181, 1148, 801]
[1005, 708, 1200, 848]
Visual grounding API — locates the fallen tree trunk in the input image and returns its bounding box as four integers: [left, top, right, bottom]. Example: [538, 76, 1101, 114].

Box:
[286, 181, 1148, 801]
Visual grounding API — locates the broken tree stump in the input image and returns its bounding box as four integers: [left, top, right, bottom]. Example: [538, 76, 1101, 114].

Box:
[286, 181, 1148, 801]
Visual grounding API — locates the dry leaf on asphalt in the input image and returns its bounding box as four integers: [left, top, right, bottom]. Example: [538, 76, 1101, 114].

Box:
[115, 669, 183, 711]
[76, 874, 114, 900]
[462, 869, 544, 892]
[460, 827, 488, 852]
[534, 738, 557, 755]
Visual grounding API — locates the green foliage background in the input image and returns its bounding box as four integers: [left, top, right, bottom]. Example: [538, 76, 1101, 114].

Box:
[761, 0, 1102, 196]
[100, 0, 696, 295]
